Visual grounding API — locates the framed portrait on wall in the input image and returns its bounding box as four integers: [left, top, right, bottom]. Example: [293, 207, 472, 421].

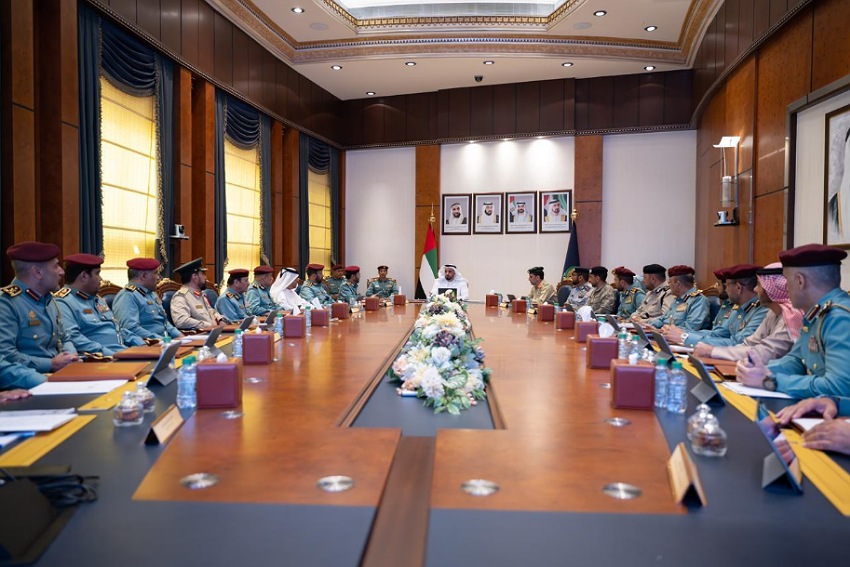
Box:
[505, 192, 537, 234]
[472, 193, 504, 234]
[442, 194, 472, 235]
[539, 190, 572, 233]
[825, 103, 850, 247]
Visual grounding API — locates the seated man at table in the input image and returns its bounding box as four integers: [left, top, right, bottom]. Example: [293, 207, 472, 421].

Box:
[693, 263, 799, 363]
[170, 257, 223, 332]
[652, 265, 709, 331]
[776, 396, 850, 455]
[246, 265, 276, 316]
[709, 267, 734, 329]
[0, 241, 78, 390]
[366, 265, 399, 298]
[526, 266, 555, 304]
[338, 266, 363, 304]
[588, 266, 616, 315]
[325, 264, 346, 300]
[631, 263, 673, 325]
[113, 258, 182, 342]
[271, 268, 311, 312]
[300, 263, 334, 306]
[215, 268, 251, 323]
[666, 264, 767, 348]
[566, 267, 592, 310]
[55, 253, 144, 356]
[613, 267, 645, 319]
[430, 263, 469, 301]
[737, 244, 850, 398]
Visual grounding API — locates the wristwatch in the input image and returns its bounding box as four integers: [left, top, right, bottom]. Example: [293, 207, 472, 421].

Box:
[762, 372, 777, 392]
[680, 332, 689, 344]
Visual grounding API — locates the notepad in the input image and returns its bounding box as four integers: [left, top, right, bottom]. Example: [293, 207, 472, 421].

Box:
[720, 382, 793, 399]
[0, 412, 77, 433]
[30, 380, 128, 396]
[792, 418, 850, 432]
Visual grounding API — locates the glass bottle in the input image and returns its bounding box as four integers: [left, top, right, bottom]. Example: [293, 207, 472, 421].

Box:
[113, 391, 144, 427]
[134, 381, 156, 413]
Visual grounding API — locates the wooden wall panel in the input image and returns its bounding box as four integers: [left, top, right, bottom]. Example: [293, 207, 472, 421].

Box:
[726, 58, 756, 174]
[563, 79, 576, 132]
[232, 29, 251, 96]
[663, 71, 692, 124]
[213, 11, 232, 87]
[739, 0, 754, 53]
[248, 39, 263, 105]
[753, 0, 771, 42]
[447, 89, 470, 139]
[613, 75, 640, 129]
[190, 79, 215, 267]
[587, 77, 614, 131]
[515, 82, 540, 134]
[492, 84, 516, 136]
[770, 0, 789, 26]
[161, 0, 182, 57]
[110, 0, 136, 23]
[725, 0, 740, 68]
[174, 67, 193, 264]
[811, 0, 850, 91]
[405, 93, 431, 142]
[363, 100, 386, 146]
[281, 129, 301, 268]
[196, 1, 214, 76]
[539, 80, 565, 132]
[638, 75, 664, 127]
[470, 87, 494, 137]
[574, 135, 603, 267]
[415, 146, 441, 283]
[270, 121, 285, 269]
[137, 0, 161, 42]
[713, 1, 726, 79]
[753, 189, 787, 264]
[262, 51, 276, 115]
[384, 97, 406, 143]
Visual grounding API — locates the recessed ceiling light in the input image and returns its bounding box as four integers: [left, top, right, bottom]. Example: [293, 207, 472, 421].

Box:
[644, 25, 658, 32]
[366, 91, 376, 96]
[644, 65, 656, 71]
[291, 7, 304, 14]
[593, 10, 607, 17]
[331, 65, 342, 71]
[483, 60, 495, 65]
[310, 22, 328, 31]
[562, 62, 573, 67]
[405, 61, 416, 67]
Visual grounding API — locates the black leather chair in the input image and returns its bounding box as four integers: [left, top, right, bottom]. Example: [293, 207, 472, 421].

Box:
[203, 288, 219, 309]
[557, 285, 571, 307]
[706, 295, 721, 328]
[156, 278, 182, 326]
[162, 290, 177, 326]
[98, 281, 121, 310]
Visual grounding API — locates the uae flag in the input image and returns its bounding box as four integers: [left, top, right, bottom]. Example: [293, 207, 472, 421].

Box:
[416, 224, 438, 299]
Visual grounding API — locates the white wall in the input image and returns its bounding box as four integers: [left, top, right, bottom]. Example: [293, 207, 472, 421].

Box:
[795, 89, 850, 283]
[344, 147, 417, 296]
[602, 130, 697, 273]
[440, 138, 575, 299]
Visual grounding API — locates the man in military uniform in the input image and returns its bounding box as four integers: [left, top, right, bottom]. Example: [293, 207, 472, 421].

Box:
[300, 263, 334, 305]
[246, 265, 276, 316]
[652, 265, 709, 331]
[631, 264, 674, 325]
[170, 258, 222, 331]
[666, 264, 767, 348]
[776, 396, 850, 455]
[526, 266, 555, 304]
[55, 253, 144, 357]
[0, 241, 78, 390]
[325, 264, 346, 300]
[613, 267, 645, 318]
[738, 244, 850, 398]
[112, 258, 182, 342]
[710, 267, 734, 329]
[338, 266, 363, 304]
[567, 267, 593, 310]
[366, 265, 399, 298]
[587, 266, 616, 314]
[215, 268, 251, 323]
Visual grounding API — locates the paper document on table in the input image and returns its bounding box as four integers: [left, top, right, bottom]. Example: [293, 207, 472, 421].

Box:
[619, 322, 635, 329]
[670, 345, 694, 354]
[0, 433, 30, 448]
[185, 334, 211, 342]
[0, 412, 77, 433]
[29, 380, 127, 396]
[720, 382, 793, 399]
[793, 418, 850, 432]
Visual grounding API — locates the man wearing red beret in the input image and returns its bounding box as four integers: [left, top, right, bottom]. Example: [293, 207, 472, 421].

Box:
[709, 267, 734, 329]
[651, 265, 709, 331]
[325, 264, 347, 300]
[338, 266, 363, 304]
[0, 241, 79, 390]
[54, 253, 145, 357]
[300, 263, 334, 306]
[246, 265, 276, 316]
[613, 267, 645, 318]
[112, 258, 182, 342]
[215, 268, 251, 323]
[738, 244, 850, 398]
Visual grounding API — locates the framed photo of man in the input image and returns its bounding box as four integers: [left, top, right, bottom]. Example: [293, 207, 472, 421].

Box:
[540, 190, 572, 233]
[824, 103, 850, 247]
[505, 192, 537, 234]
[442, 194, 472, 235]
[472, 193, 504, 234]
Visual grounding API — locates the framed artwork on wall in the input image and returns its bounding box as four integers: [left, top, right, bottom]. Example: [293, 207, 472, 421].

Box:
[505, 192, 537, 234]
[442, 194, 472, 235]
[539, 190, 572, 233]
[472, 193, 504, 234]
[824, 103, 850, 248]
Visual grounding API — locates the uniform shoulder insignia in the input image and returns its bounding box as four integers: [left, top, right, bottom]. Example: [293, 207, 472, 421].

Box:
[176, 287, 190, 295]
[367, 278, 377, 284]
[0, 285, 21, 297]
[54, 288, 72, 298]
[226, 292, 236, 299]
[389, 277, 398, 283]
[125, 284, 137, 291]
[626, 288, 637, 296]
[687, 291, 702, 298]
[820, 301, 850, 317]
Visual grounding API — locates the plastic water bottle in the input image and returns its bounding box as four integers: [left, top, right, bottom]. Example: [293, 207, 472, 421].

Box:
[666, 360, 687, 414]
[629, 335, 641, 362]
[305, 305, 312, 328]
[233, 329, 243, 358]
[617, 330, 629, 359]
[176, 355, 197, 409]
[654, 361, 668, 409]
[274, 313, 284, 336]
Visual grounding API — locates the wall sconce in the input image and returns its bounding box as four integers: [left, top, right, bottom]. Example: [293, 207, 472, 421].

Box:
[713, 136, 740, 226]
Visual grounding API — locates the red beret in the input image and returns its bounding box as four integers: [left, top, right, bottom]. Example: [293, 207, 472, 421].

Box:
[6, 241, 60, 262]
[712, 268, 728, 281]
[65, 253, 104, 268]
[331, 263, 344, 270]
[345, 265, 360, 273]
[617, 267, 635, 277]
[611, 266, 625, 275]
[667, 265, 695, 277]
[253, 265, 274, 275]
[726, 264, 761, 279]
[228, 268, 249, 277]
[306, 263, 324, 271]
[779, 244, 847, 268]
[126, 258, 161, 271]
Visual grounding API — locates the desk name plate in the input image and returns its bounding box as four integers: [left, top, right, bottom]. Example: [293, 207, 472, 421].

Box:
[667, 442, 707, 507]
[144, 404, 184, 445]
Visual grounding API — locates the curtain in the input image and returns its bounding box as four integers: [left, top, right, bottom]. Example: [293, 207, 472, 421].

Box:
[260, 114, 272, 265]
[329, 146, 340, 263]
[298, 134, 310, 274]
[158, 58, 174, 268]
[300, 136, 339, 268]
[214, 90, 228, 287]
[78, 5, 102, 254]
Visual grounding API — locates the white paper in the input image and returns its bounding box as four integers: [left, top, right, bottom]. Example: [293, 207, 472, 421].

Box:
[720, 382, 793, 399]
[0, 413, 77, 433]
[29, 380, 127, 396]
[185, 334, 211, 342]
[0, 433, 30, 448]
[792, 417, 850, 431]
[670, 345, 694, 354]
[619, 322, 635, 329]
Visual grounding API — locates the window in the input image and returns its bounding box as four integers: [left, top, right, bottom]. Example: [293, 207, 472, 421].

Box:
[308, 169, 332, 274]
[224, 140, 261, 272]
[100, 77, 159, 286]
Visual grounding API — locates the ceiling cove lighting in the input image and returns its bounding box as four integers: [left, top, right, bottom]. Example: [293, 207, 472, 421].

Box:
[593, 10, 607, 17]
[562, 62, 573, 67]
[331, 65, 342, 70]
[405, 61, 416, 66]
[644, 65, 656, 71]
[644, 25, 657, 32]
[483, 60, 495, 65]
[291, 7, 304, 14]
[366, 91, 376, 96]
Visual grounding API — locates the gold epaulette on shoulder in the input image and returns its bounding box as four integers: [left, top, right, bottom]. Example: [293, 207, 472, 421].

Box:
[176, 287, 189, 295]
[367, 278, 377, 284]
[818, 300, 850, 317]
[389, 277, 397, 283]
[0, 285, 22, 297]
[53, 288, 72, 298]
[226, 292, 236, 299]
[687, 290, 702, 298]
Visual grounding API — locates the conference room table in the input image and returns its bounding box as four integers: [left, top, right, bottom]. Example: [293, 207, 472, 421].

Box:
[5, 303, 848, 566]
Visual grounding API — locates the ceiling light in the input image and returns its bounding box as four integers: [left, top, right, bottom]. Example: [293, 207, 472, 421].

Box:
[291, 7, 304, 14]
[644, 25, 658, 32]
[331, 65, 342, 71]
[562, 62, 573, 67]
[644, 65, 656, 71]
[593, 10, 607, 17]
[483, 60, 495, 65]
[405, 62, 416, 67]
[366, 91, 376, 96]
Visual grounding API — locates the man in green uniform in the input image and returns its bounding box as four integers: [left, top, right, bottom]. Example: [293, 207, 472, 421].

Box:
[652, 265, 709, 331]
[338, 266, 363, 304]
[526, 266, 555, 304]
[613, 267, 645, 319]
[215, 268, 251, 323]
[709, 267, 734, 329]
[300, 263, 334, 305]
[588, 266, 616, 315]
[325, 264, 347, 300]
[246, 265, 276, 316]
[366, 265, 399, 298]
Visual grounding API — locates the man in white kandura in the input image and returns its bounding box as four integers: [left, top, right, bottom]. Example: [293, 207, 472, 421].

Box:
[477, 202, 499, 224]
[446, 203, 467, 226]
[430, 264, 469, 301]
[270, 268, 310, 312]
